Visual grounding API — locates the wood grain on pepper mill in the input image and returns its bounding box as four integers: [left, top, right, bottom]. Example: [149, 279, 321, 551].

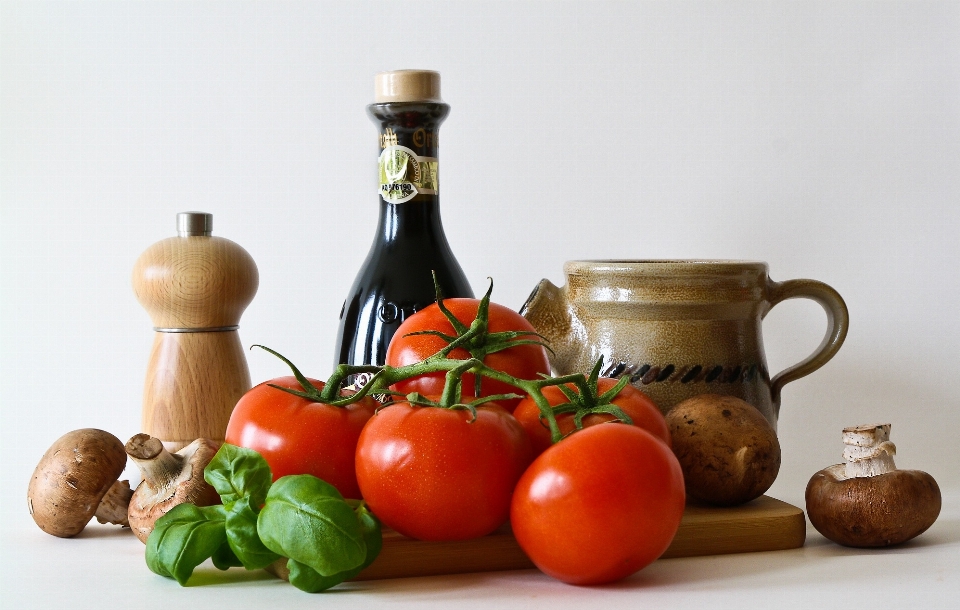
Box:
[132, 212, 258, 450]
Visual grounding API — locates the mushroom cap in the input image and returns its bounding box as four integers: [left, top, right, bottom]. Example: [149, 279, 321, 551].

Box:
[666, 394, 781, 506]
[806, 466, 941, 547]
[27, 429, 128, 537]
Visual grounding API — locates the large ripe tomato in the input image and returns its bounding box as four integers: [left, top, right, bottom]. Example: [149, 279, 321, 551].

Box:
[513, 377, 670, 457]
[511, 424, 685, 586]
[385, 298, 550, 412]
[225, 376, 377, 499]
[355, 400, 533, 541]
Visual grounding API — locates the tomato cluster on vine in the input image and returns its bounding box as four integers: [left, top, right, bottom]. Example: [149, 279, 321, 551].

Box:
[224, 280, 685, 586]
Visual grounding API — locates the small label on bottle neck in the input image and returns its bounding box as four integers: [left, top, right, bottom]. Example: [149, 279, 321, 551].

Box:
[378, 145, 438, 204]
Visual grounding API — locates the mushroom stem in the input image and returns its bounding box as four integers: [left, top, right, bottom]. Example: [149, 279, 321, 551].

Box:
[842, 424, 897, 478]
[125, 434, 221, 543]
[125, 434, 186, 493]
[94, 479, 133, 526]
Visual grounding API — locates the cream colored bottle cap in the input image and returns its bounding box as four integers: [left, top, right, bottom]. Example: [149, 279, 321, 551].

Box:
[375, 70, 442, 103]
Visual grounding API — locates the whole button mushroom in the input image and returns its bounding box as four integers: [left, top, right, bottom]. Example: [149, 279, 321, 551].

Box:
[28, 429, 133, 537]
[665, 394, 781, 506]
[806, 423, 941, 547]
[125, 434, 221, 543]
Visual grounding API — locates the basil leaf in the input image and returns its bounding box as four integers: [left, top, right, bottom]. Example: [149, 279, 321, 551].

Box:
[257, 475, 366, 577]
[146, 503, 227, 586]
[211, 540, 243, 570]
[226, 496, 281, 570]
[204, 443, 273, 510]
[286, 559, 349, 593]
[285, 501, 384, 592]
[354, 502, 383, 571]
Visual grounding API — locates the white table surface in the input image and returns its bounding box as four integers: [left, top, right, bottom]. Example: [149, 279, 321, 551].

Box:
[3, 487, 957, 610]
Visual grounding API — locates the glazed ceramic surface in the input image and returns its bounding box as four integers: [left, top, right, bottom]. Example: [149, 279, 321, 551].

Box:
[521, 260, 848, 430]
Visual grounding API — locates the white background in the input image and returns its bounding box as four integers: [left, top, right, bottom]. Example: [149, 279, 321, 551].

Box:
[2, 1, 958, 608]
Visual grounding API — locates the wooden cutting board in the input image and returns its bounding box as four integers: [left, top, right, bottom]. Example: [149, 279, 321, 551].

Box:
[268, 495, 805, 582]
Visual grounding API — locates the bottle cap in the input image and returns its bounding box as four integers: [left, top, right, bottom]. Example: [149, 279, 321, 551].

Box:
[374, 70, 442, 103]
[177, 212, 213, 237]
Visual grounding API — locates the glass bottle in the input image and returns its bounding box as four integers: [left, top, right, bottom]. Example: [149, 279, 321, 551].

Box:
[334, 70, 473, 371]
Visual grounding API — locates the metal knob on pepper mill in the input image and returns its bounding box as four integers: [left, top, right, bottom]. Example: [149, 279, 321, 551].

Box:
[132, 212, 258, 451]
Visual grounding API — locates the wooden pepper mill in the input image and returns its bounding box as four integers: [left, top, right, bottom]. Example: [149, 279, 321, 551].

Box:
[132, 212, 259, 451]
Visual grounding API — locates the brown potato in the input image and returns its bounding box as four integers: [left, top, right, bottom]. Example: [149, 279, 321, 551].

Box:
[666, 394, 780, 506]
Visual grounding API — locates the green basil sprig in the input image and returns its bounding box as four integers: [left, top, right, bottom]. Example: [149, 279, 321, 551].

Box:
[145, 443, 381, 592]
[259, 476, 383, 592]
[204, 446, 281, 570]
[146, 503, 230, 585]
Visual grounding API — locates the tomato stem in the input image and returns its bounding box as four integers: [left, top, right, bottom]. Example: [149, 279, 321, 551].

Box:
[252, 282, 642, 448]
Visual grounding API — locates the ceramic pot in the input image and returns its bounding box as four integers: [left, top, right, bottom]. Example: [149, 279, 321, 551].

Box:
[521, 260, 848, 429]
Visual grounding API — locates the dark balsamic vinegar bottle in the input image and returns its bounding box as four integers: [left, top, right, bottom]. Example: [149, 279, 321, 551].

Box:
[334, 70, 473, 371]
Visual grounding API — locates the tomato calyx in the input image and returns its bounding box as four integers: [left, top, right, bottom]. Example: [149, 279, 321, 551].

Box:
[405, 277, 552, 396]
[252, 344, 385, 407]
[543, 359, 635, 436]
[252, 344, 624, 452]
[253, 342, 564, 433]
[253, 344, 525, 414]
[248, 282, 624, 448]
[398, 391, 522, 422]
[404, 356, 524, 416]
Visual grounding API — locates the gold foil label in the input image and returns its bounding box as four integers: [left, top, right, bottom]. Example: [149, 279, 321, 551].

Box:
[378, 145, 438, 204]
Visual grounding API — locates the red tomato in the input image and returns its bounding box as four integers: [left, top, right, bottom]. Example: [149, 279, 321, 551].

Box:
[225, 376, 377, 499]
[511, 424, 685, 585]
[355, 400, 533, 541]
[385, 299, 550, 412]
[513, 377, 671, 457]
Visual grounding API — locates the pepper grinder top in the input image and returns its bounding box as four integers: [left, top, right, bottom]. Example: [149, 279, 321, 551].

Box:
[132, 212, 258, 331]
[177, 211, 213, 237]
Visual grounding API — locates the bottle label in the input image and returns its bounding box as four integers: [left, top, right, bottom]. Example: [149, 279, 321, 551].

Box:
[378, 145, 438, 204]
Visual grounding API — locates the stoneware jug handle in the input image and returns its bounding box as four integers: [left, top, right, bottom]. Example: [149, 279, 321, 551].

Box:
[767, 278, 849, 405]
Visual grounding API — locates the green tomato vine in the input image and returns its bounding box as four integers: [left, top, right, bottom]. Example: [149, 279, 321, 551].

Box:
[255, 279, 634, 445]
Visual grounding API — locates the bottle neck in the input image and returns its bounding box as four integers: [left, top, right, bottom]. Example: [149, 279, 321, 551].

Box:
[369, 101, 449, 207]
[376, 198, 446, 243]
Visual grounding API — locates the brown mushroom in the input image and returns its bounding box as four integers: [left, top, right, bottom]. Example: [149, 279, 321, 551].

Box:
[28, 428, 133, 537]
[806, 423, 941, 547]
[665, 394, 781, 506]
[125, 434, 221, 543]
